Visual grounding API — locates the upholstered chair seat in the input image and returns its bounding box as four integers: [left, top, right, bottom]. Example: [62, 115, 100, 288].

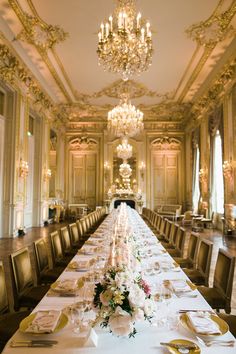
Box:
[197, 249, 235, 313]
[9, 248, 50, 311]
[33, 239, 64, 284]
[184, 239, 213, 286]
[50, 231, 73, 267]
[218, 314, 236, 337]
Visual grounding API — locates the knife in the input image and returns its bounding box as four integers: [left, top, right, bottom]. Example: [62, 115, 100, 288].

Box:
[11, 342, 53, 348]
[12, 340, 58, 345]
[160, 342, 197, 350]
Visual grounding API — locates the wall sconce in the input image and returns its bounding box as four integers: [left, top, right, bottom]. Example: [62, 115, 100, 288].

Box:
[43, 168, 52, 181]
[223, 160, 233, 180]
[19, 158, 29, 178]
[139, 161, 146, 180]
[199, 168, 208, 184]
[104, 161, 110, 181]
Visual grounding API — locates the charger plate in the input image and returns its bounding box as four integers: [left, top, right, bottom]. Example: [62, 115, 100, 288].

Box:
[19, 312, 68, 334]
[180, 313, 228, 337]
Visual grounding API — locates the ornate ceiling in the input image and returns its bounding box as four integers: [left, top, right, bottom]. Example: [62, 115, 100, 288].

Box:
[0, 0, 236, 130]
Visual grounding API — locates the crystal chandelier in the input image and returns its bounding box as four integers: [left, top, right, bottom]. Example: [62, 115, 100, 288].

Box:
[119, 162, 132, 178]
[117, 137, 132, 160]
[108, 95, 144, 137]
[97, 0, 153, 81]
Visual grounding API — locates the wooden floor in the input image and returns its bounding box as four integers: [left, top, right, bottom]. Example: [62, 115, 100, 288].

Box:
[0, 221, 236, 314]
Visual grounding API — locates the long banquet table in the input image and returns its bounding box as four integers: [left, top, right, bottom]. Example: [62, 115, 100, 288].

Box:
[3, 208, 235, 354]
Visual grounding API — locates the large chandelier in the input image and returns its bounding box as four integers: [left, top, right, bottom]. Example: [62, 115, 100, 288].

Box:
[108, 95, 144, 137]
[119, 162, 132, 178]
[97, 0, 153, 81]
[117, 137, 132, 160]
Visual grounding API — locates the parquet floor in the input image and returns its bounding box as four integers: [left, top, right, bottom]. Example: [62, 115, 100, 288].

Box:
[0, 220, 236, 314]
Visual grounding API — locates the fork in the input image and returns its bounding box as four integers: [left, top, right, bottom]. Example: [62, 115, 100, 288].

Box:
[196, 336, 235, 347]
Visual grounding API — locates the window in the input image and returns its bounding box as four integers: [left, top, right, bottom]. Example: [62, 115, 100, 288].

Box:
[192, 145, 200, 213]
[211, 130, 224, 213]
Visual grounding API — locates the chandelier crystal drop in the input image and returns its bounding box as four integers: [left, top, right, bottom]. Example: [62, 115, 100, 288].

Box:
[119, 162, 132, 178]
[108, 96, 144, 137]
[97, 0, 153, 81]
[117, 137, 133, 160]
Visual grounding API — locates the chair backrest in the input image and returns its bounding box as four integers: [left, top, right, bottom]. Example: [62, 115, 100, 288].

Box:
[163, 220, 172, 241]
[69, 223, 80, 246]
[187, 232, 199, 265]
[159, 217, 166, 235]
[80, 218, 88, 234]
[169, 223, 178, 246]
[76, 219, 84, 238]
[60, 226, 72, 252]
[196, 238, 213, 286]
[50, 231, 64, 264]
[213, 248, 235, 311]
[33, 239, 49, 278]
[10, 247, 33, 297]
[0, 261, 9, 314]
[175, 227, 186, 257]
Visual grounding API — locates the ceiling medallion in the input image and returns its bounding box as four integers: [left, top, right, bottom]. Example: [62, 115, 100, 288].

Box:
[117, 137, 133, 160]
[108, 94, 144, 137]
[97, 0, 153, 81]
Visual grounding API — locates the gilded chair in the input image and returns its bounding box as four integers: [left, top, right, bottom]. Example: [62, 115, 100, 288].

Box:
[155, 217, 166, 241]
[167, 227, 186, 258]
[198, 249, 235, 313]
[160, 220, 172, 247]
[9, 248, 50, 311]
[60, 226, 77, 256]
[0, 261, 31, 352]
[68, 223, 82, 249]
[218, 314, 236, 337]
[33, 239, 64, 284]
[50, 231, 72, 267]
[184, 238, 213, 286]
[174, 232, 199, 268]
[162, 222, 178, 249]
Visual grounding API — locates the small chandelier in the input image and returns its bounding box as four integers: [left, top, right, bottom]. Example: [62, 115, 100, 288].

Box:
[119, 162, 132, 178]
[108, 95, 144, 137]
[117, 137, 132, 160]
[97, 0, 153, 81]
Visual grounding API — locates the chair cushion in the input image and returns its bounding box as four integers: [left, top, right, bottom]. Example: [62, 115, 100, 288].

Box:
[0, 310, 31, 342]
[197, 286, 226, 310]
[183, 269, 205, 285]
[173, 257, 193, 269]
[19, 285, 50, 308]
[40, 267, 64, 284]
[218, 314, 236, 338]
[167, 248, 181, 257]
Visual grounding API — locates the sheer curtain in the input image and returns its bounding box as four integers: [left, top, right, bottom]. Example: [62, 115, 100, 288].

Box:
[192, 146, 200, 213]
[211, 130, 224, 213]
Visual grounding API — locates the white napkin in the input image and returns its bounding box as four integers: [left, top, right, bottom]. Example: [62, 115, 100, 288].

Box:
[69, 260, 90, 270]
[26, 310, 61, 333]
[171, 279, 191, 293]
[187, 312, 222, 334]
[54, 279, 78, 292]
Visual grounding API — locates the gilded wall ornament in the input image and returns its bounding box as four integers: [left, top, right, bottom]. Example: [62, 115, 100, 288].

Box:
[151, 137, 181, 150]
[69, 136, 98, 151]
[186, 3, 236, 48]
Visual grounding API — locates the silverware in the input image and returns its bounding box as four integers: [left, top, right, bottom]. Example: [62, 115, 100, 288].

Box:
[12, 340, 58, 345]
[176, 293, 198, 298]
[11, 342, 53, 348]
[160, 342, 197, 349]
[179, 309, 215, 314]
[196, 336, 235, 347]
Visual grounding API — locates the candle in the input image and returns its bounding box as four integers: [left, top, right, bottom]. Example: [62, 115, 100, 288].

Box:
[105, 22, 109, 37]
[109, 15, 113, 32]
[137, 12, 141, 29]
[101, 23, 104, 39]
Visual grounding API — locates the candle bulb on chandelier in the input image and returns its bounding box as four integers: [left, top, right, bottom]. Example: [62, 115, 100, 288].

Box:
[109, 15, 113, 31]
[118, 12, 122, 28]
[141, 28, 145, 42]
[105, 23, 109, 37]
[137, 12, 141, 29]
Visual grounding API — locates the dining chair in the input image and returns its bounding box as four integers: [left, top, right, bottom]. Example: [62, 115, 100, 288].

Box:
[49, 231, 73, 267]
[198, 248, 235, 313]
[33, 239, 64, 284]
[162, 222, 178, 249]
[60, 226, 77, 256]
[9, 248, 50, 311]
[68, 223, 82, 249]
[183, 238, 213, 286]
[167, 227, 186, 258]
[218, 314, 236, 337]
[174, 232, 199, 268]
[0, 260, 31, 352]
[160, 220, 172, 247]
[155, 217, 166, 241]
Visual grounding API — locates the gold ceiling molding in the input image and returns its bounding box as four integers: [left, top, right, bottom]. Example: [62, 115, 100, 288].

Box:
[89, 79, 172, 100]
[0, 39, 53, 110]
[187, 56, 236, 130]
[68, 136, 98, 151]
[9, 0, 73, 103]
[178, 0, 236, 103]
[186, 1, 236, 48]
[151, 137, 182, 151]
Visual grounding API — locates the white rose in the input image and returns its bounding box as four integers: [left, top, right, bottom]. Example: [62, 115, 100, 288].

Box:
[128, 284, 145, 307]
[108, 306, 133, 336]
[143, 298, 155, 317]
[131, 307, 144, 322]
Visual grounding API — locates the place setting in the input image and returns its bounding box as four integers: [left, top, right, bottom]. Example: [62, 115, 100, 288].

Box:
[47, 278, 85, 297]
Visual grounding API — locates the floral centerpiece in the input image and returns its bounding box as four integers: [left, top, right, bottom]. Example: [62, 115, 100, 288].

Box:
[93, 266, 154, 337]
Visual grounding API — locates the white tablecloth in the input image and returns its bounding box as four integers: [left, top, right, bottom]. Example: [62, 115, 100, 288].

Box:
[3, 211, 235, 354]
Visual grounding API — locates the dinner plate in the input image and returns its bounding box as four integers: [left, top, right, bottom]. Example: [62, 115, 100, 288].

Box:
[166, 339, 200, 354]
[50, 278, 84, 293]
[67, 262, 89, 272]
[19, 312, 68, 334]
[180, 313, 229, 337]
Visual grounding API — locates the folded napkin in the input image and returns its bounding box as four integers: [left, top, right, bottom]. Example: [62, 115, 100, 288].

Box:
[171, 279, 191, 293]
[187, 312, 222, 335]
[69, 260, 90, 270]
[53, 279, 79, 292]
[26, 310, 61, 333]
